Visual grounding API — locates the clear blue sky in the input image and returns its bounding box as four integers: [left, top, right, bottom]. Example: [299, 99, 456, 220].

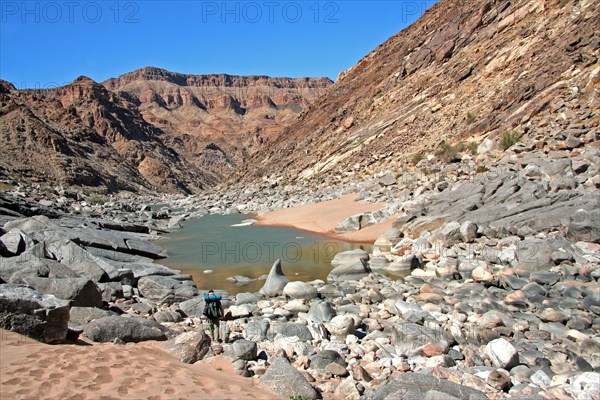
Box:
[1, 1, 436, 89]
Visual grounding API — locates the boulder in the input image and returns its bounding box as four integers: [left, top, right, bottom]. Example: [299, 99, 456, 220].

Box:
[235, 292, 260, 305]
[0, 253, 55, 283]
[69, 306, 117, 325]
[434, 221, 462, 247]
[365, 372, 488, 400]
[567, 209, 600, 243]
[275, 322, 313, 341]
[23, 277, 102, 308]
[137, 275, 198, 305]
[283, 281, 318, 300]
[124, 239, 166, 259]
[259, 259, 289, 297]
[485, 338, 519, 369]
[307, 300, 336, 323]
[83, 315, 171, 343]
[0, 284, 70, 343]
[327, 259, 371, 282]
[392, 323, 452, 357]
[153, 310, 182, 323]
[46, 241, 111, 282]
[335, 214, 362, 232]
[178, 297, 206, 318]
[0, 229, 32, 256]
[309, 350, 347, 370]
[514, 239, 554, 276]
[460, 221, 478, 243]
[161, 331, 210, 363]
[260, 356, 317, 400]
[3, 215, 56, 235]
[379, 173, 397, 186]
[325, 315, 356, 337]
[331, 249, 369, 266]
[244, 319, 270, 342]
[231, 339, 258, 360]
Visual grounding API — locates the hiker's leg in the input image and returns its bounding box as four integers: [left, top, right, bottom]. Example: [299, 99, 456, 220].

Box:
[209, 320, 216, 341]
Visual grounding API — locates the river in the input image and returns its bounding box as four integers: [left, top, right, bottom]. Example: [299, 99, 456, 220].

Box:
[156, 213, 373, 294]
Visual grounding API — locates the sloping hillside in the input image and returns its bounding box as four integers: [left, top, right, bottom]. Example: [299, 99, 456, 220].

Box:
[241, 0, 598, 183]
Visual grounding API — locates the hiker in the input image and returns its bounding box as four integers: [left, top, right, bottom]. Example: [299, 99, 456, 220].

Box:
[203, 290, 224, 342]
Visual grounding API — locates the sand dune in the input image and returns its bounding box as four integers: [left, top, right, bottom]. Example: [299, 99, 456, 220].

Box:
[0, 329, 279, 400]
[256, 193, 394, 242]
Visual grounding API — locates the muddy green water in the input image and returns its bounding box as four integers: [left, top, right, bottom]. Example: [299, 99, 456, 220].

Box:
[156, 214, 373, 294]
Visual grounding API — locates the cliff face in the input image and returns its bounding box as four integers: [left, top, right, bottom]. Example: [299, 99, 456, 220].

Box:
[0, 77, 209, 193]
[0, 70, 332, 193]
[103, 67, 333, 174]
[240, 0, 599, 182]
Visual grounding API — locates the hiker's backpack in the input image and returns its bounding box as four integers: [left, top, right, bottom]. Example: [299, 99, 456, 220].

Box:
[203, 294, 221, 319]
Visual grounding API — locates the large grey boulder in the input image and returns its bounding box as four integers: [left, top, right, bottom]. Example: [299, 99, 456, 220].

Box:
[327, 259, 371, 282]
[261, 356, 317, 400]
[567, 208, 600, 243]
[161, 331, 210, 363]
[84, 315, 171, 343]
[335, 214, 362, 232]
[485, 338, 519, 369]
[244, 319, 270, 342]
[231, 338, 258, 361]
[259, 259, 289, 297]
[95, 220, 151, 234]
[23, 277, 103, 307]
[515, 239, 554, 276]
[69, 306, 118, 325]
[235, 292, 260, 305]
[0, 284, 70, 343]
[179, 296, 206, 318]
[0, 253, 55, 283]
[331, 249, 369, 266]
[309, 350, 347, 370]
[4, 215, 56, 235]
[0, 229, 33, 256]
[434, 221, 462, 247]
[275, 322, 313, 341]
[364, 372, 488, 400]
[307, 300, 336, 323]
[46, 241, 112, 282]
[283, 281, 317, 300]
[137, 275, 198, 305]
[125, 239, 166, 259]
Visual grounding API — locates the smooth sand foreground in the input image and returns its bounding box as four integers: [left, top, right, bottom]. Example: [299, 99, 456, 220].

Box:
[255, 193, 395, 243]
[0, 329, 280, 400]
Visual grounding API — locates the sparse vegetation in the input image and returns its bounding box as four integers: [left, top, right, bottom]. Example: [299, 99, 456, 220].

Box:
[0, 182, 15, 191]
[419, 131, 427, 137]
[499, 131, 522, 151]
[411, 152, 424, 166]
[560, 0, 571, 7]
[465, 112, 476, 125]
[435, 141, 461, 163]
[476, 165, 489, 173]
[464, 141, 478, 155]
[215, 366, 223, 371]
[374, 91, 384, 99]
[86, 194, 107, 205]
[289, 396, 310, 400]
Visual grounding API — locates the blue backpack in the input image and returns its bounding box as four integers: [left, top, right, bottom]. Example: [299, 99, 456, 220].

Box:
[203, 295, 221, 319]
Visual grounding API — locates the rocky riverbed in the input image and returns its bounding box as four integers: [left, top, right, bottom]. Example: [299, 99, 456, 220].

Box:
[1, 119, 599, 399]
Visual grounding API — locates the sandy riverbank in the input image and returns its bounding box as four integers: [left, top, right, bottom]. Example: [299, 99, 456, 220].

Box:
[0, 329, 279, 400]
[255, 193, 394, 243]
